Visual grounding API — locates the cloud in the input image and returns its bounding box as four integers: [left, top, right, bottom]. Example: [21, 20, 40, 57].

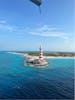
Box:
[0, 23, 69, 41]
[0, 23, 15, 32]
[29, 25, 69, 40]
[36, 25, 57, 32]
[0, 20, 17, 32]
[0, 20, 28, 33]
[0, 20, 6, 24]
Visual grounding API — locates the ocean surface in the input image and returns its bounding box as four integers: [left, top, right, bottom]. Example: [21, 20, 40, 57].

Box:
[0, 52, 74, 99]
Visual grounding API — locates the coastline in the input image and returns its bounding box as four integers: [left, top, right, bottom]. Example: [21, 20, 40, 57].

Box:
[7, 52, 26, 56]
[7, 52, 75, 59]
[45, 56, 75, 59]
[8, 52, 23, 55]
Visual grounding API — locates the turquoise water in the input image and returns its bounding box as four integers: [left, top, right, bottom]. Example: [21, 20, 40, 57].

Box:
[0, 52, 74, 99]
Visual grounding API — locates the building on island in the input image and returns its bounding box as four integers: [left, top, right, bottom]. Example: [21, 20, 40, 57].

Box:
[26, 46, 48, 66]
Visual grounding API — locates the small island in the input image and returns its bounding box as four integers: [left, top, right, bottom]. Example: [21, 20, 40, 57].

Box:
[25, 46, 48, 67]
[8, 48, 75, 66]
[8, 50, 75, 59]
[8, 46, 75, 68]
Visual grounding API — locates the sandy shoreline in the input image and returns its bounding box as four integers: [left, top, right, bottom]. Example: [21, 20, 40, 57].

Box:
[7, 52, 25, 56]
[28, 56, 75, 59]
[7, 52, 75, 59]
[45, 56, 75, 59]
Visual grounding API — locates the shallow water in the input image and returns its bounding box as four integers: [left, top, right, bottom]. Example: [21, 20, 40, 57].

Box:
[0, 52, 74, 99]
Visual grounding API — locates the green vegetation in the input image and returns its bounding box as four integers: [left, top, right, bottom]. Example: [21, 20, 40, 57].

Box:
[28, 52, 75, 57]
[16, 51, 75, 57]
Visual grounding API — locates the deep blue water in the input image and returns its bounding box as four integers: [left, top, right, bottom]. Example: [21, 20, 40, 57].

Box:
[0, 52, 74, 99]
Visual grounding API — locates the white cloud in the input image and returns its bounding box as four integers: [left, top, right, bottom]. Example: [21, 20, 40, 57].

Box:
[0, 24, 15, 32]
[0, 23, 69, 41]
[36, 25, 57, 32]
[0, 20, 16, 32]
[29, 25, 69, 40]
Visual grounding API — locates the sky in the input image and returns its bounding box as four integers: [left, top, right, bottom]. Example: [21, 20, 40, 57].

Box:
[0, 0, 74, 51]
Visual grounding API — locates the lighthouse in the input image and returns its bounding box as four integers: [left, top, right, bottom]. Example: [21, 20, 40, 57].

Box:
[26, 46, 48, 67]
[39, 46, 44, 61]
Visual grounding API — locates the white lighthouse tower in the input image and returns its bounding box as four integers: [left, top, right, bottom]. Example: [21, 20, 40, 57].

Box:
[39, 46, 44, 61]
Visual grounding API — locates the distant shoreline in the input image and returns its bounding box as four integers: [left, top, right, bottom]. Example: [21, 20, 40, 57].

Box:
[7, 52, 75, 59]
[8, 52, 25, 55]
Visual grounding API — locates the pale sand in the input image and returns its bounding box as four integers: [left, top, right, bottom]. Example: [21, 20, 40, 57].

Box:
[44, 56, 75, 59]
[32, 56, 74, 59]
[7, 52, 26, 56]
